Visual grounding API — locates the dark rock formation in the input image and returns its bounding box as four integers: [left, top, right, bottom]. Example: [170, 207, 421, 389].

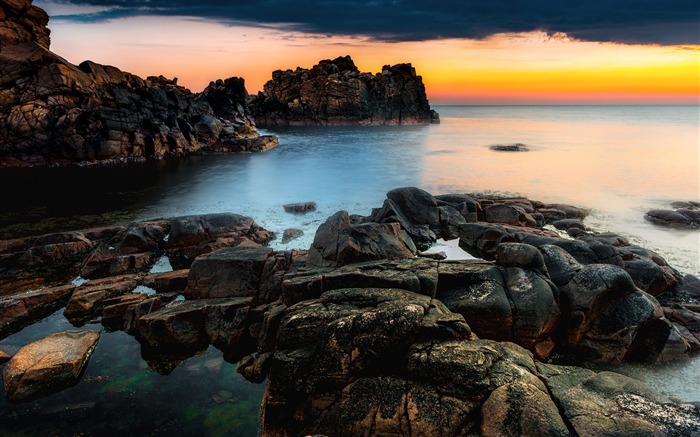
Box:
[280, 228, 303, 244]
[3, 330, 100, 402]
[307, 211, 415, 267]
[490, 143, 530, 152]
[282, 202, 316, 214]
[248, 55, 439, 126]
[645, 208, 700, 230]
[0, 0, 277, 167]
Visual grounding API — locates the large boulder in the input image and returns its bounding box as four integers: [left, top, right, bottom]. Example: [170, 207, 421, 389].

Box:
[167, 213, 272, 266]
[186, 246, 273, 299]
[3, 330, 100, 402]
[307, 211, 415, 267]
[249, 55, 439, 126]
[369, 187, 440, 248]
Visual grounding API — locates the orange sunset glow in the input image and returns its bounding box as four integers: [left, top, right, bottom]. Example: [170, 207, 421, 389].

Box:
[43, 15, 699, 104]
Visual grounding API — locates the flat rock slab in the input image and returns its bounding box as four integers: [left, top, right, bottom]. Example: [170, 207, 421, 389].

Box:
[3, 330, 101, 403]
[0, 284, 75, 337]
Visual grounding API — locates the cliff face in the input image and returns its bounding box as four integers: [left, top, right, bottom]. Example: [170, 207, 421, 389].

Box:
[0, 0, 276, 167]
[248, 55, 440, 126]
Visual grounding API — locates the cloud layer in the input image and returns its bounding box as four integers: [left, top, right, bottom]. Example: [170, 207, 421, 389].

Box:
[42, 0, 700, 45]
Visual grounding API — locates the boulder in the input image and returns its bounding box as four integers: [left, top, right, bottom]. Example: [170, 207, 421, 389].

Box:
[645, 209, 700, 229]
[282, 202, 316, 214]
[141, 269, 189, 293]
[186, 246, 273, 299]
[307, 211, 415, 267]
[368, 187, 441, 248]
[3, 330, 100, 402]
[280, 228, 304, 244]
[167, 213, 272, 265]
[249, 55, 439, 126]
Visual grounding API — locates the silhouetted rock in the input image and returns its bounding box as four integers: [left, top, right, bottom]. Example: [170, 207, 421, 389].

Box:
[0, 0, 276, 167]
[249, 55, 439, 126]
[490, 143, 530, 152]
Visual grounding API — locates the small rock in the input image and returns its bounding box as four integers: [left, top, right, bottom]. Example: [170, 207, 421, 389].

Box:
[281, 228, 304, 244]
[490, 143, 529, 152]
[283, 202, 317, 214]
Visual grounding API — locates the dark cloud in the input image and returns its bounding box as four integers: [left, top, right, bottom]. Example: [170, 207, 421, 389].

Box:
[45, 0, 700, 45]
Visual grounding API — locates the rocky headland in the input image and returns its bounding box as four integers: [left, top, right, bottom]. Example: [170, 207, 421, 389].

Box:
[0, 0, 277, 167]
[1, 187, 699, 435]
[248, 55, 440, 126]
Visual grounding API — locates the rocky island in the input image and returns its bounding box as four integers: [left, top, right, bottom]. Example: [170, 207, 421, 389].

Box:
[0, 0, 277, 167]
[1, 187, 699, 436]
[248, 55, 440, 126]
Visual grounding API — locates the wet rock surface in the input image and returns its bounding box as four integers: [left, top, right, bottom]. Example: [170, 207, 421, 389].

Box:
[3, 330, 100, 402]
[248, 55, 439, 126]
[645, 205, 700, 230]
[0, 0, 276, 167]
[1, 187, 699, 434]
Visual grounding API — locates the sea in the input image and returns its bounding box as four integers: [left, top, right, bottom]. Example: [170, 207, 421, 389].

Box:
[1, 105, 698, 435]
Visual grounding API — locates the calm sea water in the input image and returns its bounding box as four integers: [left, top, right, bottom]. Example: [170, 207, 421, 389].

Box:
[1, 105, 698, 433]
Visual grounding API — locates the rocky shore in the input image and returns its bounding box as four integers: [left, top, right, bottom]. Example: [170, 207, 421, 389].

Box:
[1, 187, 699, 436]
[248, 55, 440, 126]
[0, 0, 277, 167]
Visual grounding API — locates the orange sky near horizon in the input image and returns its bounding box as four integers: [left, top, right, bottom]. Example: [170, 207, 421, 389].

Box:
[46, 15, 699, 105]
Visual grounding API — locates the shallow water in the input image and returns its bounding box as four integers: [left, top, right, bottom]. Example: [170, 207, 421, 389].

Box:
[1, 105, 699, 432]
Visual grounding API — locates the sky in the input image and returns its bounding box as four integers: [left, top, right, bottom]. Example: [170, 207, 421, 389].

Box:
[34, 0, 700, 105]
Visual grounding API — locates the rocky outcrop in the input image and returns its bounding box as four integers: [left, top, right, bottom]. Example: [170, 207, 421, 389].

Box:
[248, 55, 439, 126]
[260, 287, 700, 436]
[0, 0, 277, 167]
[3, 330, 100, 402]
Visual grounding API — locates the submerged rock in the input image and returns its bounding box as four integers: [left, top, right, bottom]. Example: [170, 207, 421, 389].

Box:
[3, 330, 100, 402]
[249, 55, 439, 126]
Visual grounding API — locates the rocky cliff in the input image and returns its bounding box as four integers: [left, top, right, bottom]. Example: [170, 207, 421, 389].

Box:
[0, 0, 277, 167]
[248, 55, 440, 126]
